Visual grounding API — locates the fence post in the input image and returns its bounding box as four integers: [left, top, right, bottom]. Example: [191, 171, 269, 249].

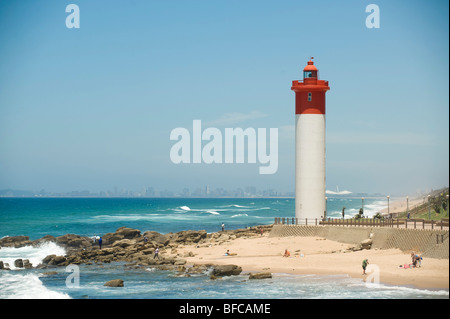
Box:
[306, 218, 308, 226]
[431, 220, 434, 230]
[422, 220, 425, 230]
[315, 218, 317, 226]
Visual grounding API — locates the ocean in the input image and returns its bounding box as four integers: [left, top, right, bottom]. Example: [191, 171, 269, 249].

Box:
[0, 197, 448, 299]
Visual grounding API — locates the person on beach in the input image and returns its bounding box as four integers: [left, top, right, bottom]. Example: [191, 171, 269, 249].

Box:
[225, 249, 230, 256]
[154, 247, 161, 260]
[221, 223, 225, 232]
[98, 237, 102, 249]
[411, 252, 422, 268]
[342, 207, 346, 219]
[283, 249, 290, 257]
[362, 259, 369, 274]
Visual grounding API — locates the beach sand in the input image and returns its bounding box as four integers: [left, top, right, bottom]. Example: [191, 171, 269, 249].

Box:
[176, 234, 449, 290]
[381, 196, 425, 216]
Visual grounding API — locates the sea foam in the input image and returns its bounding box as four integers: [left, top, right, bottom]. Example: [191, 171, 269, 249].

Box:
[0, 272, 71, 299]
[0, 241, 66, 270]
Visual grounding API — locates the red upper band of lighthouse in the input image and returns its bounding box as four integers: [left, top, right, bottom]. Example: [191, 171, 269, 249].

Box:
[291, 57, 330, 115]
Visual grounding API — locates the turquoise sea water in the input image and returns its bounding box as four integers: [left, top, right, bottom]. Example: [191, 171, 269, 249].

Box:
[0, 197, 448, 299]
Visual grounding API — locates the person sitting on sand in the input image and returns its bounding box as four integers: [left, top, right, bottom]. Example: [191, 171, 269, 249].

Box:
[225, 249, 230, 256]
[411, 252, 422, 268]
[283, 249, 290, 257]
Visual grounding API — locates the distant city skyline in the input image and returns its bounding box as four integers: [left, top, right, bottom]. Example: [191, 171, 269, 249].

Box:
[1, 184, 443, 199]
[0, 1, 448, 197]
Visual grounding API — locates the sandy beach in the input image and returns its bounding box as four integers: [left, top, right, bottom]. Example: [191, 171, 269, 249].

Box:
[176, 234, 449, 290]
[381, 196, 426, 216]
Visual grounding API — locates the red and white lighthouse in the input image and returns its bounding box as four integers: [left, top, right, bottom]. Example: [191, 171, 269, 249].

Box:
[291, 58, 330, 221]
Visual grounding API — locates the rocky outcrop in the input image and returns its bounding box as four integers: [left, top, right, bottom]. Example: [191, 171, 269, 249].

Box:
[249, 272, 272, 280]
[104, 279, 124, 287]
[211, 264, 242, 277]
[42, 255, 67, 266]
[142, 231, 170, 246]
[165, 230, 207, 245]
[0, 236, 32, 248]
[360, 238, 372, 250]
[102, 227, 141, 245]
[12, 258, 33, 269]
[1, 225, 272, 272]
[55, 234, 92, 250]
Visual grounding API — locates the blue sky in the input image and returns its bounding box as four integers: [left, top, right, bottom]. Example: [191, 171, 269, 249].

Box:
[0, 0, 448, 195]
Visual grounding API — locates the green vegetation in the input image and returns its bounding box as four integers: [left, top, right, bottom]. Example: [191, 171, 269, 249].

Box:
[347, 188, 449, 222]
[394, 188, 449, 221]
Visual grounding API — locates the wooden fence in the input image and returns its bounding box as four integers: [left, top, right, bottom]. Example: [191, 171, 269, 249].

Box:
[274, 217, 449, 230]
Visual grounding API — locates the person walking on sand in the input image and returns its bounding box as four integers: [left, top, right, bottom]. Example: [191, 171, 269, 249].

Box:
[362, 259, 369, 275]
[154, 247, 161, 260]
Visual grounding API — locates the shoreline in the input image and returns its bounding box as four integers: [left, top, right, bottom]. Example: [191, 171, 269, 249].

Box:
[380, 196, 425, 216]
[1, 225, 448, 292]
[176, 234, 449, 290]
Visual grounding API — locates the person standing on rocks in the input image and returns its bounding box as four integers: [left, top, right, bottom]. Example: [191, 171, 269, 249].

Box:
[154, 247, 161, 260]
[98, 237, 102, 249]
[221, 223, 225, 232]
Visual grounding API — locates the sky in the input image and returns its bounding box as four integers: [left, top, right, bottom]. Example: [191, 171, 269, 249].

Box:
[0, 0, 448, 196]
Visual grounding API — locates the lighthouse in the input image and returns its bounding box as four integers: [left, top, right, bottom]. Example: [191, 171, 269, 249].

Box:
[291, 58, 330, 221]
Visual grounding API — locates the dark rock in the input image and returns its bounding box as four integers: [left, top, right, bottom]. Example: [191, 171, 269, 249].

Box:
[212, 264, 242, 277]
[112, 239, 135, 248]
[23, 259, 33, 269]
[104, 279, 124, 287]
[116, 227, 141, 239]
[143, 231, 170, 246]
[171, 230, 207, 244]
[42, 255, 56, 264]
[42, 255, 67, 266]
[56, 234, 91, 249]
[0, 236, 31, 248]
[249, 272, 272, 280]
[14, 259, 24, 268]
[102, 227, 141, 246]
[32, 235, 56, 247]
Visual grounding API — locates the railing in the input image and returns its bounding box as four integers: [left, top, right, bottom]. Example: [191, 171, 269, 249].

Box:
[274, 217, 449, 230]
